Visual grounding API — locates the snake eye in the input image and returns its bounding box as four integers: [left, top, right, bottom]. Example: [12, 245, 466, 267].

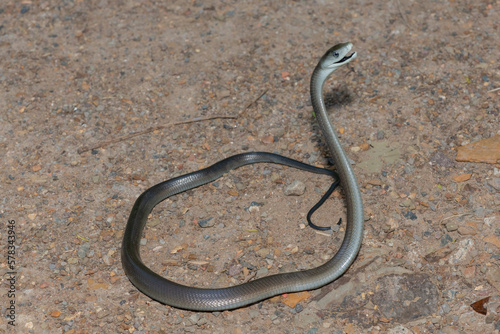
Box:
[333, 51, 340, 58]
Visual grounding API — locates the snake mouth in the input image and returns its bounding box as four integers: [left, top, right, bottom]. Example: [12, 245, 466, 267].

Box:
[337, 51, 356, 64]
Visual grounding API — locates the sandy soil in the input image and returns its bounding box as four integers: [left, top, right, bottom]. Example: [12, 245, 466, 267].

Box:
[1, 0, 499, 333]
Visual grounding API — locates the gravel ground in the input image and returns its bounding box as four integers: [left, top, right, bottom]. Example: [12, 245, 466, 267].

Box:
[1, 0, 499, 333]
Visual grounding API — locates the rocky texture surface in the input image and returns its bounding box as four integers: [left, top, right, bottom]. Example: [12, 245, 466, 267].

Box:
[1, 0, 499, 333]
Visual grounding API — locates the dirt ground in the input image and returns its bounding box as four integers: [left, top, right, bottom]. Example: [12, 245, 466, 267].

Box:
[1, 0, 499, 333]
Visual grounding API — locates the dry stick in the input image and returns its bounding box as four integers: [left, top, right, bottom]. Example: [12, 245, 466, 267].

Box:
[487, 87, 500, 93]
[239, 88, 268, 117]
[77, 115, 236, 154]
[439, 212, 472, 225]
[77, 89, 268, 154]
[396, 0, 413, 29]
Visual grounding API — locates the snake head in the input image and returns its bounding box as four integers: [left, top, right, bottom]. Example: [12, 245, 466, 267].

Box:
[319, 42, 357, 71]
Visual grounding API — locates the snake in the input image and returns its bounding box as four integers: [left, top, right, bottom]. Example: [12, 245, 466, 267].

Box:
[121, 42, 363, 311]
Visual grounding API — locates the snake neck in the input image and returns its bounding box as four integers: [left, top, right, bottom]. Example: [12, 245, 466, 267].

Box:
[310, 64, 364, 232]
[310, 66, 350, 178]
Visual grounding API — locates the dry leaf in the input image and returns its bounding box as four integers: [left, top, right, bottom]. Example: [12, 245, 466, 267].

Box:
[281, 291, 311, 308]
[452, 173, 472, 182]
[484, 235, 500, 248]
[456, 135, 500, 164]
[470, 296, 490, 315]
[227, 189, 239, 197]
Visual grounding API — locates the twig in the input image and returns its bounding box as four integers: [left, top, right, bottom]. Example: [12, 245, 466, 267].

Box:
[77, 115, 236, 154]
[239, 89, 268, 117]
[242, 270, 257, 283]
[487, 87, 500, 93]
[439, 212, 472, 225]
[396, 0, 413, 29]
[315, 230, 333, 237]
[77, 88, 268, 154]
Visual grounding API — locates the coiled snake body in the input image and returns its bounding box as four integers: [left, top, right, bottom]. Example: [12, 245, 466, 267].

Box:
[121, 42, 363, 311]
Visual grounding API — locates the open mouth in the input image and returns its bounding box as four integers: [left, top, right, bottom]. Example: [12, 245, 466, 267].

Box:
[338, 52, 356, 63]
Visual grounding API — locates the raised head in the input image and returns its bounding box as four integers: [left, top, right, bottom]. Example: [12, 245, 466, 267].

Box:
[318, 42, 357, 72]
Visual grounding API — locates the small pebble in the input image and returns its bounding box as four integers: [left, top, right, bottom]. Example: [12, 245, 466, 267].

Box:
[50, 310, 61, 317]
[189, 314, 200, 325]
[440, 303, 451, 314]
[367, 179, 383, 186]
[284, 180, 306, 196]
[198, 217, 215, 228]
[249, 310, 260, 319]
[441, 234, 453, 246]
[228, 265, 241, 277]
[261, 136, 274, 144]
[77, 243, 90, 258]
[256, 267, 268, 278]
[445, 222, 459, 232]
[403, 211, 417, 220]
[271, 172, 280, 182]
